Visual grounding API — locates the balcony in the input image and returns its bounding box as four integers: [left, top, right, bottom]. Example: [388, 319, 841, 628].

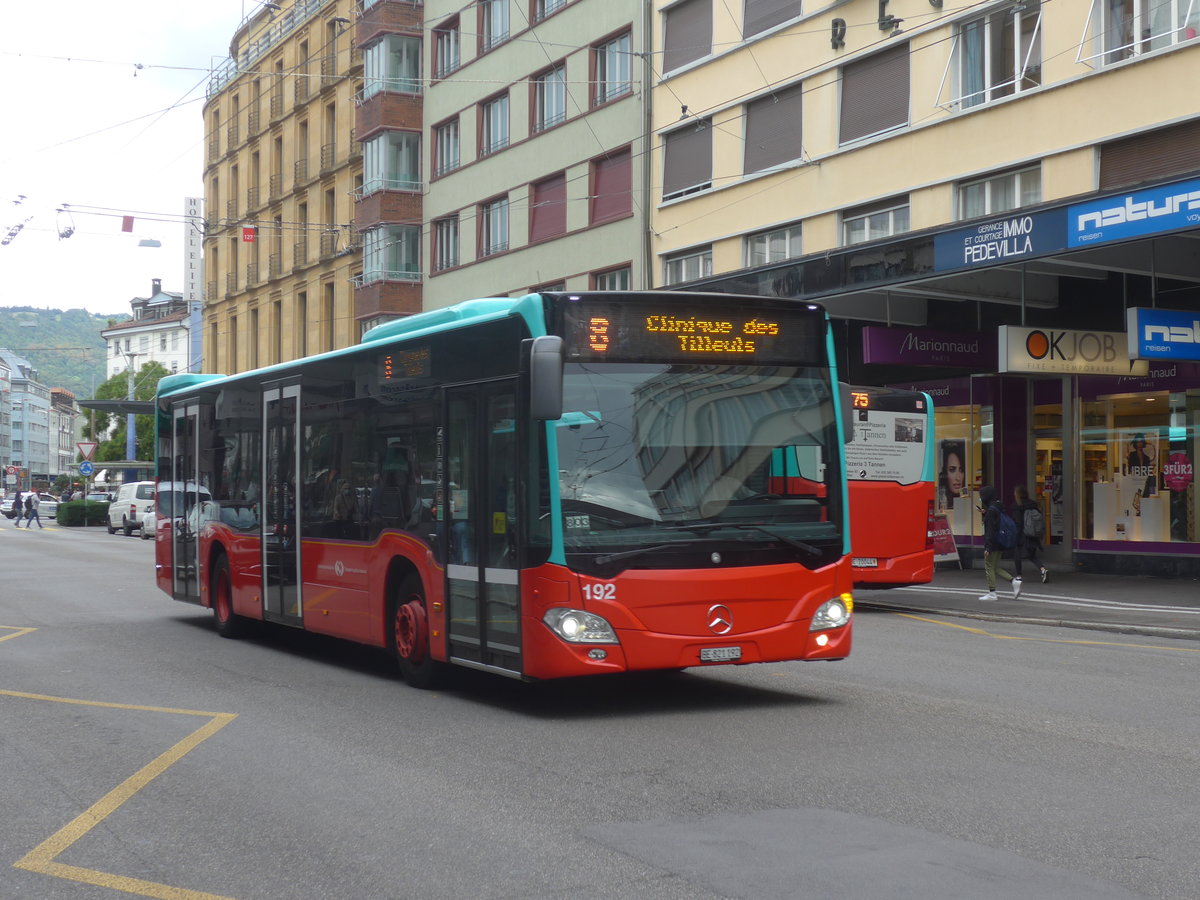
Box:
[293, 239, 308, 269]
[226, 122, 240, 152]
[248, 108, 261, 135]
[295, 158, 309, 185]
[270, 92, 284, 120]
[320, 231, 340, 258]
[226, 199, 238, 221]
[207, 139, 220, 163]
[225, 272, 238, 297]
[247, 262, 259, 285]
[247, 187, 260, 211]
[206, 280, 218, 301]
[295, 77, 310, 105]
[269, 174, 283, 202]
[268, 252, 283, 279]
[321, 55, 337, 89]
[320, 142, 337, 173]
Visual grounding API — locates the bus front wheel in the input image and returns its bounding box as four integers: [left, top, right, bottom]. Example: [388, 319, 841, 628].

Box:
[211, 555, 246, 639]
[391, 574, 443, 689]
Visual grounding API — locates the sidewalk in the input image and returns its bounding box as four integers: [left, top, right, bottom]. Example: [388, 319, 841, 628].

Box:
[854, 563, 1200, 641]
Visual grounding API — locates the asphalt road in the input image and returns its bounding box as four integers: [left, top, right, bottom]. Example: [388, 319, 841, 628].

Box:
[2, 524, 1198, 899]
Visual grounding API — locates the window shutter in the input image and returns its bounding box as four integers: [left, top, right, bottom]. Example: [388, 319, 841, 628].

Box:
[592, 148, 633, 224]
[663, 0, 712, 72]
[1100, 120, 1200, 191]
[529, 173, 567, 242]
[744, 0, 802, 38]
[663, 119, 712, 200]
[839, 43, 910, 144]
[744, 83, 803, 174]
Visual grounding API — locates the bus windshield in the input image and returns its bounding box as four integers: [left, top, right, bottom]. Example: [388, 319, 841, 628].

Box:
[556, 362, 843, 572]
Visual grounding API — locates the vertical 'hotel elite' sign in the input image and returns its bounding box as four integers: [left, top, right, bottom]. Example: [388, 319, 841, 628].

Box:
[184, 197, 204, 306]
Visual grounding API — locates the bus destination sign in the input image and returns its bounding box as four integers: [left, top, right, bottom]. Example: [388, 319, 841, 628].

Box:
[559, 296, 823, 364]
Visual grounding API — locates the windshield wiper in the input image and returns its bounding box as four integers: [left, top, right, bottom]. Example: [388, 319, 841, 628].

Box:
[662, 522, 824, 561]
[593, 540, 701, 566]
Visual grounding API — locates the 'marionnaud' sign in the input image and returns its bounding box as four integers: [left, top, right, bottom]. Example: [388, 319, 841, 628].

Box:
[998, 326, 1148, 376]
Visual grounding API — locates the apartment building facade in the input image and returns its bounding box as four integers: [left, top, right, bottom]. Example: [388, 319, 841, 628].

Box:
[203, 0, 364, 374]
[100, 279, 195, 378]
[420, 0, 650, 306]
[651, 0, 1200, 574]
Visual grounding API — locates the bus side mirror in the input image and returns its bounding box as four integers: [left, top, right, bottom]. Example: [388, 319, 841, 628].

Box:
[529, 335, 564, 421]
[838, 382, 855, 444]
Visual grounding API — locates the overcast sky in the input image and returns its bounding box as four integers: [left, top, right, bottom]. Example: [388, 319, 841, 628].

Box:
[0, 1, 256, 316]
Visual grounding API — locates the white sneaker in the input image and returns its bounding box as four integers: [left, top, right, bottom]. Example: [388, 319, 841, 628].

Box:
[978, 591, 998, 601]
[1012, 577, 1023, 599]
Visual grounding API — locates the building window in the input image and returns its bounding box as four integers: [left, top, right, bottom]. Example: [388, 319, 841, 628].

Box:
[1086, 0, 1199, 64]
[663, 246, 713, 285]
[744, 0, 802, 37]
[590, 146, 632, 224]
[958, 166, 1041, 219]
[532, 64, 567, 132]
[535, 0, 567, 21]
[662, 119, 712, 200]
[663, 0, 712, 72]
[480, 0, 509, 52]
[593, 32, 632, 106]
[480, 196, 510, 256]
[434, 118, 460, 176]
[529, 173, 567, 242]
[434, 19, 461, 78]
[434, 216, 460, 271]
[363, 35, 421, 99]
[744, 83, 803, 174]
[842, 198, 910, 245]
[956, 1, 1041, 108]
[363, 225, 421, 283]
[839, 42, 910, 144]
[592, 266, 631, 290]
[362, 131, 421, 194]
[745, 223, 802, 266]
[480, 94, 510, 156]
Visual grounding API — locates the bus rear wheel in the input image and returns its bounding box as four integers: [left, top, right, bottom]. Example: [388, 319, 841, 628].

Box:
[211, 555, 246, 639]
[391, 574, 443, 689]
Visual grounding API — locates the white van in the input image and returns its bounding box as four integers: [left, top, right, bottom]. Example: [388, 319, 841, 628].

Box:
[107, 481, 156, 536]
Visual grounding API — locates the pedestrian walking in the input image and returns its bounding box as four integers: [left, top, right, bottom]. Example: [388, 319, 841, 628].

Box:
[9, 489, 22, 526]
[1012, 484, 1049, 584]
[978, 485, 1020, 601]
[21, 491, 43, 529]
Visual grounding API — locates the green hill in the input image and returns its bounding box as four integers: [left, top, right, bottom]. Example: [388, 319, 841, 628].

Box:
[0, 307, 124, 399]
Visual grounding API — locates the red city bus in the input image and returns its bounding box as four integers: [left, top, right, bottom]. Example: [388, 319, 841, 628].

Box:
[154, 292, 856, 687]
[844, 386, 936, 587]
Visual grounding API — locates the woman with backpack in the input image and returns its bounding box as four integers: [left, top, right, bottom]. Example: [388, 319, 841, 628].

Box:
[978, 485, 1021, 601]
[1013, 484, 1049, 584]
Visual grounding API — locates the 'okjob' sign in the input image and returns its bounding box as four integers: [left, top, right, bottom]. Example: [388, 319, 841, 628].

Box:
[1069, 177, 1200, 247]
[1126, 307, 1200, 360]
[999, 326, 1148, 376]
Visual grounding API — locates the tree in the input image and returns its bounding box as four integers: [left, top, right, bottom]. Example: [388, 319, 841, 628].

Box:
[93, 360, 171, 463]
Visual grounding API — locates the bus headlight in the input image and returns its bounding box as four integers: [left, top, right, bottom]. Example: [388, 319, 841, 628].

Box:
[543, 608, 619, 644]
[810, 593, 853, 631]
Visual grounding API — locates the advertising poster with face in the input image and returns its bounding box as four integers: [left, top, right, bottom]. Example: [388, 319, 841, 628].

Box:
[936, 439, 967, 511]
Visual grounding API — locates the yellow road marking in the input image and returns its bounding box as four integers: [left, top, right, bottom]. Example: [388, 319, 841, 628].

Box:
[0, 625, 37, 642]
[2, 627, 241, 899]
[894, 612, 1200, 652]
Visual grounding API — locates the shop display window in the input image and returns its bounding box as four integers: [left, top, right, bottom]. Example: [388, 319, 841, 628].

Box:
[934, 399, 993, 538]
[1079, 390, 1199, 544]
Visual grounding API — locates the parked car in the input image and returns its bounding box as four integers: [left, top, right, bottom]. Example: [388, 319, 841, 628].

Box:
[107, 481, 156, 536]
[86, 491, 112, 503]
[2, 493, 59, 521]
[140, 507, 157, 540]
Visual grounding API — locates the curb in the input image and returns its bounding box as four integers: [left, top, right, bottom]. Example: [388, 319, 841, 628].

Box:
[854, 599, 1200, 643]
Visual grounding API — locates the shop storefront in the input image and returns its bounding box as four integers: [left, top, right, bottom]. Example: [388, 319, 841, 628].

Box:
[685, 174, 1200, 576]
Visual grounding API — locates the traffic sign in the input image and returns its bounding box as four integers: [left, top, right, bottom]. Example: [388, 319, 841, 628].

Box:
[77, 442, 98, 461]
[4, 465, 15, 476]
[79, 461, 95, 476]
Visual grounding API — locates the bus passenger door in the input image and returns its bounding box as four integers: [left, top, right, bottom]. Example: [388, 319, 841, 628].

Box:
[262, 385, 302, 625]
[172, 404, 200, 601]
[444, 383, 521, 676]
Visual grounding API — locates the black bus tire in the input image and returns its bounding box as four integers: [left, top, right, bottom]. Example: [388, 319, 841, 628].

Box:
[211, 554, 246, 639]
